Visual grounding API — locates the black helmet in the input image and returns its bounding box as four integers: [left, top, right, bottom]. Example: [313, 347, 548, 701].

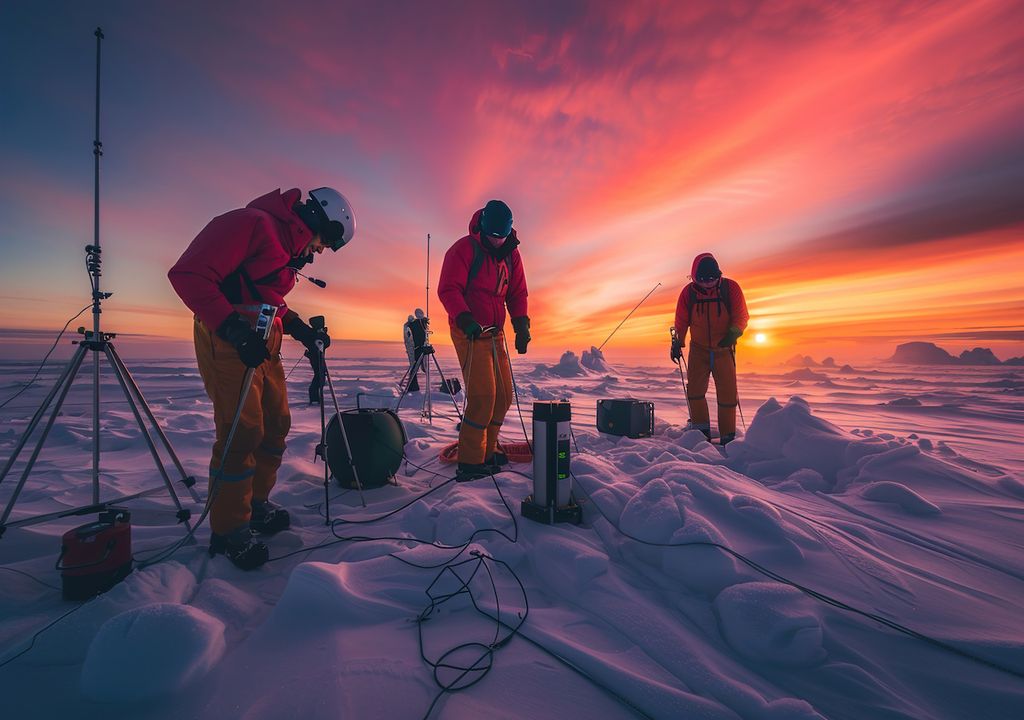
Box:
[480, 200, 513, 238]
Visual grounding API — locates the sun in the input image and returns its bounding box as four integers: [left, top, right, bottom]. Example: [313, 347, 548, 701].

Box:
[754, 333, 767, 344]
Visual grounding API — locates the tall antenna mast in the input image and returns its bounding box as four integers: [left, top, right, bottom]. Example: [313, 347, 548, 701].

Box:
[425, 233, 431, 323]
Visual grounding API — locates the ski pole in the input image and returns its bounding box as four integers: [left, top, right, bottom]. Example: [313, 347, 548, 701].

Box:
[728, 346, 747, 433]
[669, 326, 694, 422]
[206, 305, 278, 513]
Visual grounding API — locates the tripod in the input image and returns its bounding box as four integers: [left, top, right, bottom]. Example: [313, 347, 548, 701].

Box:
[394, 342, 463, 424]
[0, 28, 199, 539]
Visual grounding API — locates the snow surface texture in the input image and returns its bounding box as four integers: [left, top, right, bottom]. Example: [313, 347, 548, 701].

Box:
[1, 354, 1023, 719]
[80, 603, 226, 701]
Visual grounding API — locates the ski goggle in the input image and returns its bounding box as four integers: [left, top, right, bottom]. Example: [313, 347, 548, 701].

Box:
[480, 213, 513, 238]
[322, 219, 348, 251]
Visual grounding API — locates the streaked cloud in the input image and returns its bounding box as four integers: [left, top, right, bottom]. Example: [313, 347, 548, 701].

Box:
[1, 0, 1022, 365]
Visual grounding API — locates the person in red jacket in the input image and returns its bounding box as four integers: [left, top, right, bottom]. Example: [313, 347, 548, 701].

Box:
[438, 200, 530, 481]
[671, 253, 749, 445]
[168, 187, 355, 569]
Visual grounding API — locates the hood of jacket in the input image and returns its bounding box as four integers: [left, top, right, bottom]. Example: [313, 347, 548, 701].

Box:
[246, 188, 311, 257]
[690, 252, 718, 280]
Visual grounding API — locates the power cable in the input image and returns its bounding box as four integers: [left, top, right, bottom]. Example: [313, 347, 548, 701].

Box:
[0, 598, 93, 669]
[0, 565, 61, 591]
[570, 470, 1024, 682]
[0, 303, 92, 410]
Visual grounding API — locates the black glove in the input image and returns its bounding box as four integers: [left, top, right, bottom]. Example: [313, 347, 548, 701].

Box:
[670, 336, 683, 362]
[511, 316, 531, 355]
[718, 326, 743, 348]
[217, 312, 270, 369]
[284, 312, 331, 353]
[456, 312, 483, 340]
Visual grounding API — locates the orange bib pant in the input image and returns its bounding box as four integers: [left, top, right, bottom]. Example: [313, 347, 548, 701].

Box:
[452, 330, 513, 465]
[686, 343, 738, 437]
[194, 318, 291, 535]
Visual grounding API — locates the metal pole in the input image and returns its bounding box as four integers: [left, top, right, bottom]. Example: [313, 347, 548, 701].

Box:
[425, 233, 430, 323]
[424, 233, 433, 422]
[669, 326, 694, 422]
[597, 282, 661, 352]
[90, 27, 105, 505]
[92, 27, 103, 338]
[320, 357, 330, 524]
[321, 346, 366, 508]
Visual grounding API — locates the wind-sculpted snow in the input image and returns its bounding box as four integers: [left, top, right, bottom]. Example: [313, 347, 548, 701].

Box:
[581, 345, 614, 373]
[1, 357, 1022, 719]
[714, 583, 826, 667]
[80, 603, 226, 701]
[528, 350, 591, 378]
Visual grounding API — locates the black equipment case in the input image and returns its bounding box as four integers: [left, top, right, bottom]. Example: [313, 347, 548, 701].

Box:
[596, 399, 654, 439]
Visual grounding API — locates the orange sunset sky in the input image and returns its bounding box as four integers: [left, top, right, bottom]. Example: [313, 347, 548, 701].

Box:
[1, 0, 1022, 365]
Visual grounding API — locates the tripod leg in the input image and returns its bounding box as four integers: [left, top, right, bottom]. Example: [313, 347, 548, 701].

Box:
[107, 344, 200, 502]
[104, 345, 195, 533]
[392, 355, 423, 413]
[430, 352, 464, 422]
[0, 343, 87, 486]
[1, 345, 88, 527]
[317, 350, 331, 525]
[320, 347, 343, 416]
[423, 348, 432, 424]
[321, 357, 366, 508]
[396, 359, 414, 394]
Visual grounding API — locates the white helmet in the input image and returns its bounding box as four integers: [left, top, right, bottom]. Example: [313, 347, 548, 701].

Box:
[308, 187, 356, 250]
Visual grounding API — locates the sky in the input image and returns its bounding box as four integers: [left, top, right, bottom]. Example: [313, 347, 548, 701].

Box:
[1, 0, 1023, 365]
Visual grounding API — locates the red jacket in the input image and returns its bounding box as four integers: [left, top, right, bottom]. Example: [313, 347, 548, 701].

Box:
[674, 252, 749, 348]
[168, 189, 312, 331]
[437, 209, 528, 331]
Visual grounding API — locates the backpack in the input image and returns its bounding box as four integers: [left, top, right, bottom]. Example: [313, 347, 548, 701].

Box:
[689, 279, 732, 320]
[221, 264, 278, 303]
[465, 242, 511, 296]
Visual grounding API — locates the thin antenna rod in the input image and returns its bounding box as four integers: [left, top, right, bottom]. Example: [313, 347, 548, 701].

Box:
[597, 282, 662, 352]
[92, 26, 104, 335]
[425, 233, 430, 322]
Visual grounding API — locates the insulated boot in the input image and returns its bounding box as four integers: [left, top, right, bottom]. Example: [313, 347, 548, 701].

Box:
[484, 451, 509, 472]
[456, 462, 493, 482]
[209, 528, 269, 570]
[250, 499, 291, 535]
[685, 423, 712, 442]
